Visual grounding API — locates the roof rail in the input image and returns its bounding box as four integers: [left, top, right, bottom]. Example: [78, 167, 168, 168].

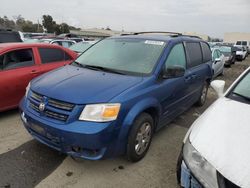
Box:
[181, 35, 202, 39]
[133, 31, 182, 36]
[120, 31, 203, 40]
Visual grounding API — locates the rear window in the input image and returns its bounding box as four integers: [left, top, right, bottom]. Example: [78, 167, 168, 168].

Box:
[185, 42, 203, 68]
[242, 41, 247, 46]
[38, 48, 72, 64]
[236, 41, 241, 45]
[201, 42, 212, 63]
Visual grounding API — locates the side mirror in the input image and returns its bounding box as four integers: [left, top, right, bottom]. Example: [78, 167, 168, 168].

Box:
[211, 80, 225, 98]
[215, 58, 221, 63]
[163, 65, 185, 79]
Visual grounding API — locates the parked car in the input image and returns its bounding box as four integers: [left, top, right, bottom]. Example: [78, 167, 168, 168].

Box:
[20, 33, 213, 162]
[0, 43, 77, 112]
[177, 67, 250, 188]
[216, 45, 236, 67]
[235, 40, 250, 54]
[234, 46, 247, 61]
[40, 39, 76, 48]
[211, 48, 225, 77]
[69, 41, 97, 55]
[0, 29, 22, 43]
[57, 33, 83, 43]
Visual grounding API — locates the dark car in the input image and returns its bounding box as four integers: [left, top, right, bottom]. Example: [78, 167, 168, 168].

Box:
[216, 45, 236, 67]
[0, 29, 22, 43]
[20, 32, 213, 162]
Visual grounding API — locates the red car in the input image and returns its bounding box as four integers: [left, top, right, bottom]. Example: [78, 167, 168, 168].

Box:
[0, 43, 77, 112]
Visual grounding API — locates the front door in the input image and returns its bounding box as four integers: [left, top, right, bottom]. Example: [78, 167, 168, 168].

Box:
[158, 43, 189, 127]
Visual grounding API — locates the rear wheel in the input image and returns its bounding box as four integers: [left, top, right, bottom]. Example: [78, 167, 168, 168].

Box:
[127, 113, 154, 162]
[196, 82, 209, 106]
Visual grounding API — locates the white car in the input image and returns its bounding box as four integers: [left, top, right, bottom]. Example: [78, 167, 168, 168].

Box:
[211, 48, 225, 77]
[234, 46, 247, 61]
[177, 67, 250, 188]
[39, 39, 76, 48]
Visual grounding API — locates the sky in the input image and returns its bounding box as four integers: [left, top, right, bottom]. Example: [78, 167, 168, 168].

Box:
[0, 0, 249, 38]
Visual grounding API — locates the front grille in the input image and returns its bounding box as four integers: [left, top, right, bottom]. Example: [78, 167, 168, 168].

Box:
[29, 91, 74, 122]
[29, 101, 69, 122]
[31, 92, 43, 101]
[44, 110, 68, 121]
[31, 91, 75, 111]
[48, 99, 74, 111]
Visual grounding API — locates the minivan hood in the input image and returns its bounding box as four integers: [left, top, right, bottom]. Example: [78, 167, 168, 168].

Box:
[31, 65, 143, 104]
[189, 97, 250, 188]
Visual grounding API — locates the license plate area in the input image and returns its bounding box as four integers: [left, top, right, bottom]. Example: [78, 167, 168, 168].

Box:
[30, 122, 45, 136]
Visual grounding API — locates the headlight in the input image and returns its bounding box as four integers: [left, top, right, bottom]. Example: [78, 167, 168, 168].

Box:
[25, 82, 31, 97]
[183, 139, 218, 188]
[79, 103, 121, 122]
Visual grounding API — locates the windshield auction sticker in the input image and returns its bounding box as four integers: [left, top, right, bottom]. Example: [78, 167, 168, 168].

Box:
[145, 40, 165, 45]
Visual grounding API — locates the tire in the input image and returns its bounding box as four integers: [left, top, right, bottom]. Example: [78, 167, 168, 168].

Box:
[127, 113, 154, 162]
[196, 82, 209, 106]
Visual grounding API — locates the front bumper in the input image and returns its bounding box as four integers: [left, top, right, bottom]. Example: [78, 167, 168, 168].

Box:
[19, 98, 122, 160]
[181, 161, 203, 188]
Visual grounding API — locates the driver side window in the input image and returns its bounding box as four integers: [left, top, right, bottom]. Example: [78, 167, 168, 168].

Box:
[164, 43, 186, 70]
[0, 48, 34, 71]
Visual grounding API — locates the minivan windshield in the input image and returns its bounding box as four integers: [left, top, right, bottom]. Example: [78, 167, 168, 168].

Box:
[219, 46, 231, 53]
[74, 38, 166, 76]
[229, 71, 250, 104]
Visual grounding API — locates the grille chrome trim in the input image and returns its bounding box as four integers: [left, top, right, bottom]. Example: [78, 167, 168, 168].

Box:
[48, 99, 74, 111]
[30, 91, 75, 111]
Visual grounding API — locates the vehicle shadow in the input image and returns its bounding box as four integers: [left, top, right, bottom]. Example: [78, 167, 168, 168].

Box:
[0, 140, 66, 188]
[0, 108, 19, 119]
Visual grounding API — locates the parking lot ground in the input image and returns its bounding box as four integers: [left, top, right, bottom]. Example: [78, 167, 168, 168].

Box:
[0, 57, 250, 188]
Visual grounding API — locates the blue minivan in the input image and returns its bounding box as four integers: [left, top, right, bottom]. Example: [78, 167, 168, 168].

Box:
[20, 32, 213, 162]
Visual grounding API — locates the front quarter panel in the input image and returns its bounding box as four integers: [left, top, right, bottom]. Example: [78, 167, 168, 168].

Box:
[114, 97, 161, 155]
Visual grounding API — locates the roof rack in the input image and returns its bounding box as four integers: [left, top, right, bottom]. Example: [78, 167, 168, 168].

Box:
[120, 31, 203, 40]
[181, 35, 202, 39]
[133, 31, 182, 36]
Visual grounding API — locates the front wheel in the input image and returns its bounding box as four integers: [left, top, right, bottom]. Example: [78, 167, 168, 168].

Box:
[127, 113, 154, 162]
[196, 82, 209, 106]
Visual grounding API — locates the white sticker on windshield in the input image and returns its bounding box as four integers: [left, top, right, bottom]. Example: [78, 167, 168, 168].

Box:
[145, 40, 165, 46]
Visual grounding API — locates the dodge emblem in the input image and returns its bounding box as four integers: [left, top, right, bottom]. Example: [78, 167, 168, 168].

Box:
[39, 103, 46, 112]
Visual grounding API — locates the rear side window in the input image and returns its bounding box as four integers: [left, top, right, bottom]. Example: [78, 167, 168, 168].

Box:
[38, 48, 72, 64]
[0, 48, 34, 70]
[164, 43, 186, 69]
[242, 41, 247, 46]
[185, 42, 203, 68]
[201, 42, 212, 63]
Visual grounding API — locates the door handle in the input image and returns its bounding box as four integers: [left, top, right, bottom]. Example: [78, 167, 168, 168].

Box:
[185, 76, 192, 82]
[191, 74, 197, 79]
[30, 70, 39, 74]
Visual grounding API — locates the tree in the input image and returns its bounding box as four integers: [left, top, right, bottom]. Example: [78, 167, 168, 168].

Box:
[0, 16, 16, 29]
[60, 23, 70, 33]
[42, 15, 56, 33]
[13, 15, 25, 30]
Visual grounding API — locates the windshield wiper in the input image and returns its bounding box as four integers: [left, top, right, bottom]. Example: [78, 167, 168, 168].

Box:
[72, 61, 84, 68]
[232, 92, 250, 101]
[82, 65, 126, 75]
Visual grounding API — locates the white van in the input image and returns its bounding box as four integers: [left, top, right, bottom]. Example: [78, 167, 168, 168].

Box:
[235, 40, 250, 54]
